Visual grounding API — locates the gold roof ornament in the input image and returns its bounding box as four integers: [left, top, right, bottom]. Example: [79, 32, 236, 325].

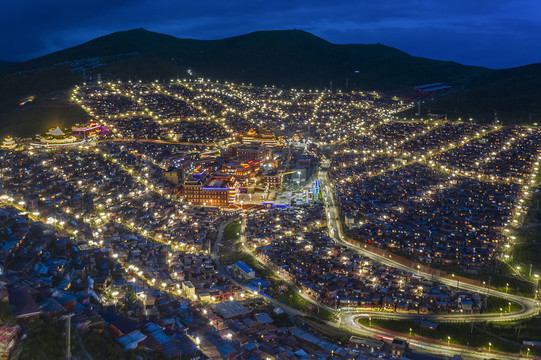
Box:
[47, 126, 65, 136]
[1, 135, 16, 149]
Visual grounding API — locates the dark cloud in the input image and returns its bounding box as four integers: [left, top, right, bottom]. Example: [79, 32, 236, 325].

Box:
[1, 0, 540, 68]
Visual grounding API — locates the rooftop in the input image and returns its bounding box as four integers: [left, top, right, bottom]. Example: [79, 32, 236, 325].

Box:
[214, 300, 250, 319]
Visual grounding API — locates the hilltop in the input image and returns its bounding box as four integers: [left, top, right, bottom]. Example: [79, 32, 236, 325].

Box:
[6, 28, 487, 89]
[0, 28, 540, 135]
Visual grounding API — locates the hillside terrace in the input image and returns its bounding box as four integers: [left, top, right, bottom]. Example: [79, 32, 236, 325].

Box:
[72, 80, 408, 144]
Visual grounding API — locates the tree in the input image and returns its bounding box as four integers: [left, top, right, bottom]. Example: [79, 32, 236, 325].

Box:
[20, 318, 64, 360]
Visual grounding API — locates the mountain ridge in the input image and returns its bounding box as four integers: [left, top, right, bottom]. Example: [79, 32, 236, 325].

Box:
[3, 28, 489, 89]
[0, 28, 539, 137]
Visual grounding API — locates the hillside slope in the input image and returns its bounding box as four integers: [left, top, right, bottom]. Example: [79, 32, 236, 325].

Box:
[415, 63, 541, 124]
[0, 60, 15, 68]
[8, 28, 487, 90]
[1, 28, 540, 135]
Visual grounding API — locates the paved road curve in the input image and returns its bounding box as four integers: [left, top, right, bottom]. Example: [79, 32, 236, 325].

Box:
[317, 159, 541, 324]
[335, 313, 523, 360]
[209, 187, 537, 359]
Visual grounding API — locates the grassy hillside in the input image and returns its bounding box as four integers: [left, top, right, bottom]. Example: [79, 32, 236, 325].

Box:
[0, 60, 15, 68]
[0, 97, 89, 138]
[182, 29, 488, 90]
[408, 63, 541, 124]
[0, 65, 84, 137]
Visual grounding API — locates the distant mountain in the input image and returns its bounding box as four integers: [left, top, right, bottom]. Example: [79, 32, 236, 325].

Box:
[0, 28, 539, 136]
[9, 28, 487, 90]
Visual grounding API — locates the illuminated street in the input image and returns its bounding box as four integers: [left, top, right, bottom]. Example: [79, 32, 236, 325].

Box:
[1, 79, 541, 359]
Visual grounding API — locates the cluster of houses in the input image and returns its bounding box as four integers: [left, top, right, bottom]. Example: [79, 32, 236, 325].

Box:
[73, 80, 409, 145]
[1, 205, 412, 359]
[198, 298, 403, 359]
[330, 121, 541, 272]
[245, 204, 486, 313]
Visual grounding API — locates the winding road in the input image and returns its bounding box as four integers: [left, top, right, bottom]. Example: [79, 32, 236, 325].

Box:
[318, 158, 540, 322]
[209, 161, 541, 359]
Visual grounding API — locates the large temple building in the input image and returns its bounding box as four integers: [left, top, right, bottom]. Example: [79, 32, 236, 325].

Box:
[1, 136, 16, 150]
[180, 171, 240, 207]
[72, 122, 108, 139]
[221, 160, 261, 185]
[31, 127, 84, 148]
[241, 129, 282, 146]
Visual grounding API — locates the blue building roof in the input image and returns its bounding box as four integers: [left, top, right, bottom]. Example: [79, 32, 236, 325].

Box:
[422, 85, 452, 92]
[254, 313, 273, 324]
[218, 343, 238, 357]
[414, 82, 444, 89]
[234, 261, 254, 275]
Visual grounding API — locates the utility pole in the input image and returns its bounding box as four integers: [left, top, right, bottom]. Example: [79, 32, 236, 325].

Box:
[62, 313, 74, 360]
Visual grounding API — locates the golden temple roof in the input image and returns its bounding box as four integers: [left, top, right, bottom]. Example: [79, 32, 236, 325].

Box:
[47, 126, 65, 136]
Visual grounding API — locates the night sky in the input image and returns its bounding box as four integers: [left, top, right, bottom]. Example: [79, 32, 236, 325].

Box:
[2, 0, 540, 69]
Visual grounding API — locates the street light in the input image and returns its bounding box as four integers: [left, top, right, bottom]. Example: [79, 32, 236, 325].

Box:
[506, 283, 509, 293]
[447, 336, 451, 347]
[534, 274, 539, 298]
[409, 328, 412, 340]
[500, 307, 503, 317]
[488, 342, 492, 353]
[527, 348, 531, 358]
[451, 274, 459, 290]
[508, 302, 512, 313]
